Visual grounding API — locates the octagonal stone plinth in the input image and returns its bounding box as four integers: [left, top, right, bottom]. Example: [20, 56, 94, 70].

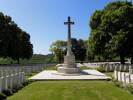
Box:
[57, 66, 80, 74]
[57, 55, 81, 74]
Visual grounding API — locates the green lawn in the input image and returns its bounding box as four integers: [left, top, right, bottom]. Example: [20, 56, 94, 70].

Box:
[25, 72, 40, 80]
[8, 81, 133, 100]
[44, 65, 58, 70]
[105, 72, 113, 77]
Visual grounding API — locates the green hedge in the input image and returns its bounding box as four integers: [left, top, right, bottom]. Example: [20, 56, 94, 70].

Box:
[0, 93, 7, 100]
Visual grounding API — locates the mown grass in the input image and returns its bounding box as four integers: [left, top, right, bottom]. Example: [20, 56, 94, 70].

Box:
[44, 66, 58, 70]
[105, 72, 113, 77]
[7, 66, 131, 100]
[25, 72, 40, 80]
[7, 81, 133, 100]
[80, 66, 92, 70]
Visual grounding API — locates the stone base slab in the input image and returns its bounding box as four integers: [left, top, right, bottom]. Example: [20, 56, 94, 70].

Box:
[29, 70, 111, 80]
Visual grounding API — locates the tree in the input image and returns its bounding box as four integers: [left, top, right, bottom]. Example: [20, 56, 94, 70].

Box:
[71, 38, 86, 61]
[0, 13, 12, 57]
[49, 40, 67, 62]
[16, 31, 33, 64]
[88, 1, 133, 64]
[50, 38, 87, 62]
[87, 39, 95, 61]
[0, 12, 33, 64]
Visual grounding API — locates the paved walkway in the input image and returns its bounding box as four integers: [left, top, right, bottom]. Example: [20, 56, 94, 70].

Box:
[29, 70, 110, 80]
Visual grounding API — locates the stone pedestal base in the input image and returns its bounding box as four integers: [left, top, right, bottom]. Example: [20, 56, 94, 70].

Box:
[57, 54, 81, 75]
[57, 66, 80, 74]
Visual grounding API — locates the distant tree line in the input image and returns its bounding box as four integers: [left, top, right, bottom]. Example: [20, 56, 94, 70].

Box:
[87, 1, 133, 64]
[0, 12, 33, 64]
[49, 38, 87, 62]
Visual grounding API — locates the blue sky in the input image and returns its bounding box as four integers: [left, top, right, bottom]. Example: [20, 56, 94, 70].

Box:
[0, 0, 117, 54]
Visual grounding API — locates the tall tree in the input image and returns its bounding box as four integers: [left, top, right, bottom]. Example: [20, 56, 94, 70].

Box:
[50, 38, 87, 62]
[71, 38, 86, 61]
[88, 1, 133, 64]
[49, 40, 66, 62]
[0, 12, 33, 64]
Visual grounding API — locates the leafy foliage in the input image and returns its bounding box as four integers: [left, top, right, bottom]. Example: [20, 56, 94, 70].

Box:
[49, 40, 66, 62]
[88, 1, 133, 64]
[0, 93, 7, 100]
[49, 38, 87, 62]
[96, 67, 106, 72]
[3, 89, 13, 96]
[126, 84, 133, 94]
[0, 12, 33, 64]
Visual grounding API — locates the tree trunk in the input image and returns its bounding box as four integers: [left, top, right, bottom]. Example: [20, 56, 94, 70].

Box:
[131, 56, 133, 64]
[98, 56, 101, 62]
[10, 61, 13, 64]
[120, 55, 125, 64]
[17, 57, 20, 64]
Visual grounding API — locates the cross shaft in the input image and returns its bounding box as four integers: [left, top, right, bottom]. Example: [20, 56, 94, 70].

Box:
[64, 16, 74, 56]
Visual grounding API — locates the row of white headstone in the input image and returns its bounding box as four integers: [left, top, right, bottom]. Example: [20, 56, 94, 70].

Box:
[113, 64, 133, 84]
[100, 63, 133, 72]
[23, 64, 46, 75]
[83, 62, 132, 72]
[23, 63, 57, 74]
[114, 70, 133, 84]
[0, 67, 25, 93]
[0, 63, 56, 93]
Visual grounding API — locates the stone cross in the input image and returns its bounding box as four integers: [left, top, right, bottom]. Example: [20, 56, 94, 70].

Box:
[64, 16, 74, 56]
[57, 17, 80, 74]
